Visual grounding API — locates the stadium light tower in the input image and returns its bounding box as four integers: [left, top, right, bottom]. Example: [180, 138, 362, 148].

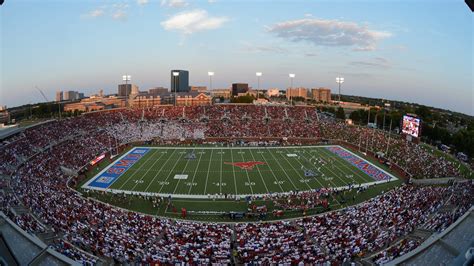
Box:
[289, 73, 295, 105]
[172, 71, 179, 106]
[208, 72, 214, 91]
[256, 72, 262, 99]
[336, 76, 344, 102]
[122, 74, 131, 107]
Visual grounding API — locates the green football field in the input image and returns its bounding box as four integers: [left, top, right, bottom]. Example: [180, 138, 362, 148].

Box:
[83, 145, 396, 198]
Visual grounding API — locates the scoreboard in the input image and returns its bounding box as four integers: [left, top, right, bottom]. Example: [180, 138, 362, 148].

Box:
[402, 115, 421, 138]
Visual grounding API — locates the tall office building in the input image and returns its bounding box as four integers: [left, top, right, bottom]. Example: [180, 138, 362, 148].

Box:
[149, 87, 169, 95]
[118, 84, 138, 97]
[232, 83, 249, 96]
[56, 91, 63, 102]
[311, 88, 332, 102]
[63, 90, 80, 101]
[170, 70, 189, 93]
[286, 87, 308, 100]
[131, 85, 139, 95]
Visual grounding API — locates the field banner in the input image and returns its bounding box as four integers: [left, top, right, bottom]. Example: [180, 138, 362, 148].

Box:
[87, 148, 150, 189]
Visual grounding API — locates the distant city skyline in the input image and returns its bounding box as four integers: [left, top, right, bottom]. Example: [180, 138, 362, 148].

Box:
[1, 0, 472, 115]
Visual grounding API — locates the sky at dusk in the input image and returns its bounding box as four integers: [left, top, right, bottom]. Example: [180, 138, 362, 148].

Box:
[1, 0, 473, 115]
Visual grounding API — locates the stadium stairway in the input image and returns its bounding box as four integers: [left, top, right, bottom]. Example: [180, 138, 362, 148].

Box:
[412, 228, 435, 239]
[230, 224, 238, 265]
[10, 205, 29, 216]
[37, 230, 58, 244]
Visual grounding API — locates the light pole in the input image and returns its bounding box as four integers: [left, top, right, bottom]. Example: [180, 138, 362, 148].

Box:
[58, 100, 62, 121]
[172, 71, 179, 106]
[336, 76, 344, 103]
[256, 72, 262, 99]
[122, 74, 131, 108]
[365, 106, 370, 154]
[289, 73, 295, 105]
[208, 72, 214, 91]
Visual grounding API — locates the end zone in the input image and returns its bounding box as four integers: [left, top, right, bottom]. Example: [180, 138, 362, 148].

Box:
[82, 147, 150, 190]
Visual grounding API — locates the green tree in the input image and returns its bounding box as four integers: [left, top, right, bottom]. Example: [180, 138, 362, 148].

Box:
[230, 95, 254, 103]
[336, 107, 345, 119]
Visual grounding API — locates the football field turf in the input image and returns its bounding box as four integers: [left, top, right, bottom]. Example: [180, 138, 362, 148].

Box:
[82, 145, 397, 198]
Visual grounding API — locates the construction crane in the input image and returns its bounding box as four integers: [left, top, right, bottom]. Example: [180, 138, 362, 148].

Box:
[35, 86, 50, 102]
[35, 86, 61, 120]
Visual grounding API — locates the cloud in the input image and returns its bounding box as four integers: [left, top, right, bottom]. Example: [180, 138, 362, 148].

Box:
[161, 0, 189, 8]
[349, 57, 391, 69]
[208, 0, 217, 3]
[305, 53, 317, 57]
[83, 8, 105, 18]
[267, 18, 391, 51]
[83, 3, 129, 20]
[112, 3, 129, 10]
[137, 0, 149, 6]
[161, 9, 228, 34]
[241, 42, 288, 54]
[112, 10, 127, 20]
[111, 3, 129, 20]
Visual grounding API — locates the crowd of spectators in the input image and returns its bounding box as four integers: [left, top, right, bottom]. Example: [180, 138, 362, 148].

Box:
[235, 184, 473, 264]
[0, 105, 471, 265]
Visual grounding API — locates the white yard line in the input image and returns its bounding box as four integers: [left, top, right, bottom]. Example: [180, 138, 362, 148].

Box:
[248, 148, 270, 193]
[278, 149, 316, 190]
[239, 148, 255, 195]
[297, 148, 342, 188]
[266, 148, 299, 191]
[127, 150, 167, 191]
[292, 149, 347, 204]
[186, 149, 204, 194]
[203, 149, 214, 195]
[144, 149, 177, 192]
[230, 148, 239, 195]
[171, 148, 196, 194]
[87, 178, 395, 199]
[252, 149, 285, 193]
[157, 149, 185, 193]
[117, 149, 160, 190]
[219, 148, 223, 194]
[317, 147, 372, 183]
[124, 145, 345, 150]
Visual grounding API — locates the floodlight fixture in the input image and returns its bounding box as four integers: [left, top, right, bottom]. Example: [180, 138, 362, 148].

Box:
[336, 76, 344, 102]
[122, 75, 131, 81]
[172, 71, 180, 76]
[288, 73, 296, 105]
[208, 72, 214, 90]
[255, 72, 263, 99]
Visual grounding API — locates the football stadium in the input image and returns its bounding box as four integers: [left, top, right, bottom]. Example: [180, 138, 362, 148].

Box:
[1, 105, 473, 265]
[2, 1, 474, 265]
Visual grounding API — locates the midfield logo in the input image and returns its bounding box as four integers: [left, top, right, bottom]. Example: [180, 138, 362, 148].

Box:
[224, 161, 266, 170]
